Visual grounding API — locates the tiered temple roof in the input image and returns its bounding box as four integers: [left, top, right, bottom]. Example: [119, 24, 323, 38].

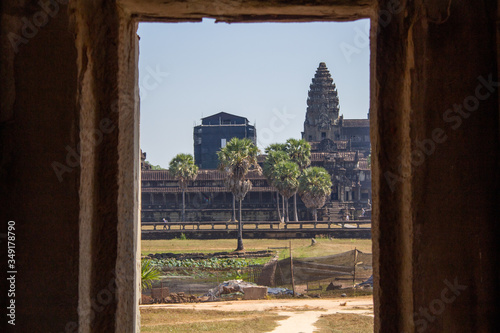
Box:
[342, 119, 369, 127]
[302, 62, 343, 143]
[307, 62, 340, 118]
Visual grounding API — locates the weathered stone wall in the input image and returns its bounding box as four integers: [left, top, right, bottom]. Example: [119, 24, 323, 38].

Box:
[150, 209, 280, 223]
[372, 1, 500, 332]
[1, 0, 140, 332]
[0, 1, 80, 331]
[70, 1, 141, 331]
[1, 0, 499, 332]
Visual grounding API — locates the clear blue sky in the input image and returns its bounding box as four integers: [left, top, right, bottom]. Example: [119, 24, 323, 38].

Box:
[138, 19, 370, 168]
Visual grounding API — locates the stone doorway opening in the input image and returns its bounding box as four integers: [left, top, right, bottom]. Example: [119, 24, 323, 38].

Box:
[3, 1, 498, 332]
[137, 15, 374, 330]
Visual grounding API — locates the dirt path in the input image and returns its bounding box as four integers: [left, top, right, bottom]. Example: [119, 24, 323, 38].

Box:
[271, 310, 328, 333]
[142, 296, 373, 332]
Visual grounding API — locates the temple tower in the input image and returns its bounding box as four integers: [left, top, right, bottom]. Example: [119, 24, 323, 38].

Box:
[302, 62, 341, 142]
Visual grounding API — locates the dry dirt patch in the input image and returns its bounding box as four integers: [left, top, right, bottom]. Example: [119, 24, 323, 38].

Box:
[140, 308, 287, 333]
[314, 313, 374, 332]
[142, 296, 374, 333]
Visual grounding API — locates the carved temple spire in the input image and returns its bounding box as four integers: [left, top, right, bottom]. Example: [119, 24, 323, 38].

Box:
[302, 62, 341, 142]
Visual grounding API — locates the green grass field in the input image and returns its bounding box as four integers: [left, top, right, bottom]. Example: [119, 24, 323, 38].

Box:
[140, 308, 287, 333]
[314, 313, 374, 332]
[141, 238, 372, 258]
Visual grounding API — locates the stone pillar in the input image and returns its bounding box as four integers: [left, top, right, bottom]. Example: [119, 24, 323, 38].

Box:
[1, 1, 140, 331]
[71, 1, 140, 332]
[0, 1, 80, 331]
[372, 1, 500, 332]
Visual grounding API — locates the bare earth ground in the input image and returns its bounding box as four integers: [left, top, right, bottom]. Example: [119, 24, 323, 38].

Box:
[141, 296, 374, 333]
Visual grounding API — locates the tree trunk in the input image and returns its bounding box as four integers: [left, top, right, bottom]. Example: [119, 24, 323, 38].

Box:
[313, 208, 317, 222]
[236, 199, 244, 251]
[293, 193, 299, 222]
[285, 198, 290, 222]
[232, 194, 236, 222]
[182, 190, 186, 222]
[282, 194, 286, 222]
[276, 191, 282, 222]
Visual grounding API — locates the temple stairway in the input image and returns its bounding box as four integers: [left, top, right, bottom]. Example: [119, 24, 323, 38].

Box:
[325, 201, 344, 221]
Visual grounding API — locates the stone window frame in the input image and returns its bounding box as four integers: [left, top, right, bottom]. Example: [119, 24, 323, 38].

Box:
[104, 0, 379, 331]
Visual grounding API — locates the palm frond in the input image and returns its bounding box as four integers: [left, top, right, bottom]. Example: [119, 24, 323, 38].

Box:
[272, 161, 300, 199]
[141, 260, 162, 290]
[169, 153, 198, 189]
[298, 167, 332, 209]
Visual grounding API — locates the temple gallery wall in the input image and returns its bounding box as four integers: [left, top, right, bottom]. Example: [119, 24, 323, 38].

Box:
[1, 0, 499, 332]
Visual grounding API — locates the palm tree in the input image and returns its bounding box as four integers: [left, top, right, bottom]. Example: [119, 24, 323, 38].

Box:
[272, 161, 300, 222]
[263, 149, 290, 222]
[298, 167, 332, 221]
[265, 143, 289, 222]
[265, 143, 288, 154]
[217, 137, 261, 251]
[141, 260, 162, 290]
[169, 154, 198, 222]
[286, 138, 311, 221]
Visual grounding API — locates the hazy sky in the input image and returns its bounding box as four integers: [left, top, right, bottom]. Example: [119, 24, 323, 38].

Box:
[138, 19, 370, 168]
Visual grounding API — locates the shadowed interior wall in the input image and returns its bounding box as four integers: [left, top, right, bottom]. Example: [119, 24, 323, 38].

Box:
[1, 1, 141, 332]
[372, 1, 500, 332]
[0, 1, 79, 332]
[1, 0, 499, 332]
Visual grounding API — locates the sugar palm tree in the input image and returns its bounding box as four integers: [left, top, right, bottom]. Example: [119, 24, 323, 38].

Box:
[263, 151, 290, 221]
[217, 137, 261, 251]
[272, 161, 300, 222]
[263, 149, 290, 222]
[286, 138, 311, 221]
[169, 154, 198, 222]
[265, 143, 287, 154]
[298, 167, 332, 221]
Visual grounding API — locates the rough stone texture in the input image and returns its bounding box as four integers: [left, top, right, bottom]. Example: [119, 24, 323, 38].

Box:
[372, 1, 500, 332]
[70, 1, 121, 331]
[0, 1, 79, 332]
[303, 62, 342, 141]
[1, 0, 500, 332]
[116, 9, 142, 333]
[120, 0, 375, 23]
[243, 286, 268, 300]
[70, 0, 141, 331]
